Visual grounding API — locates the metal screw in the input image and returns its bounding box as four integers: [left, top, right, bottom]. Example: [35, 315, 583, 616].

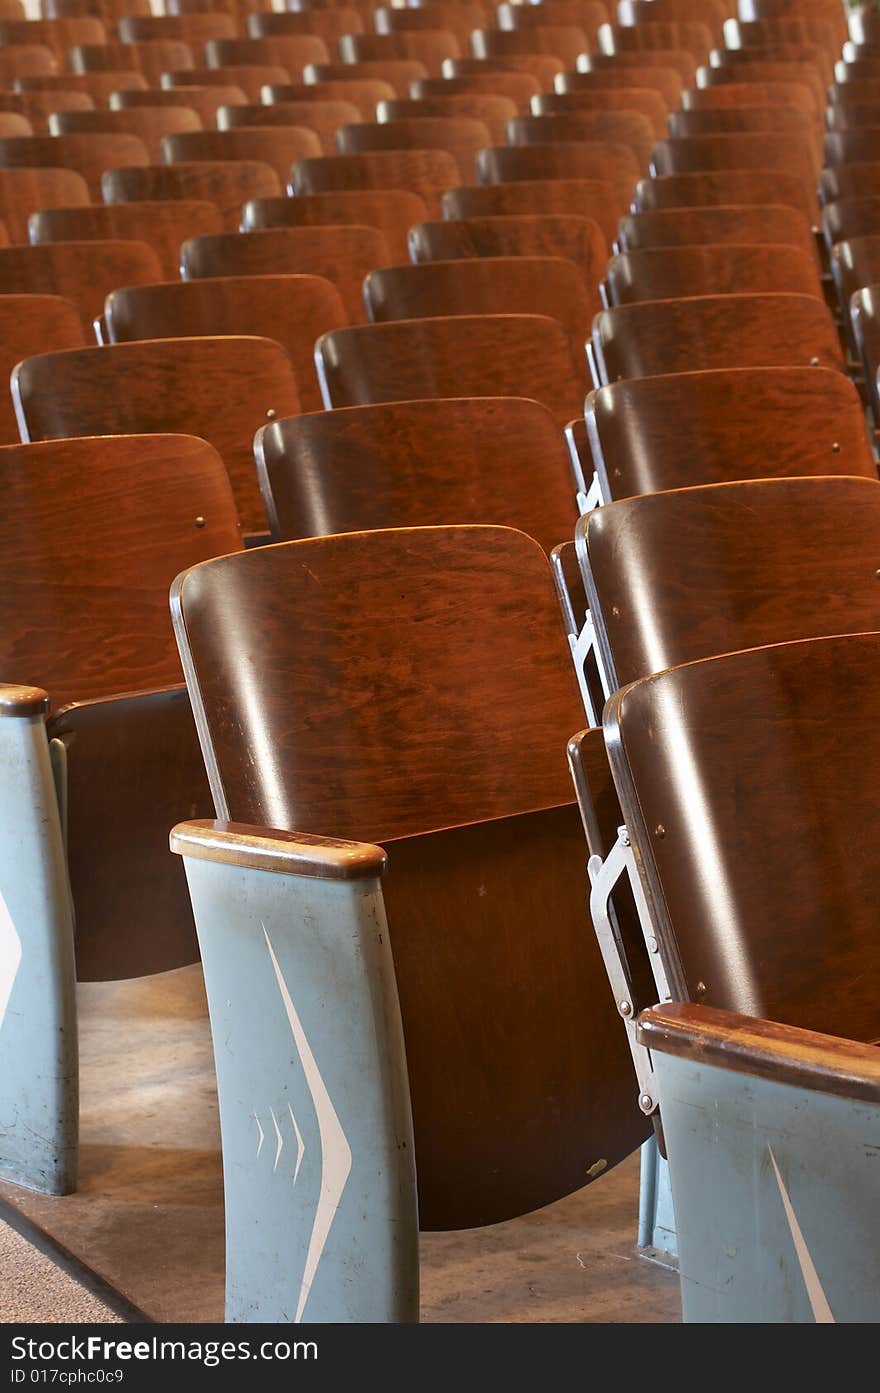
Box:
[654, 824, 666, 838]
[647, 935, 659, 954]
[695, 980, 707, 995]
[194, 516, 206, 528]
[809, 356, 820, 366]
[619, 1000, 632, 1017]
[611, 604, 620, 616]
[639, 1094, 654, 1113]
[831, 442, 841, 453]
[266, 407, 276, 420]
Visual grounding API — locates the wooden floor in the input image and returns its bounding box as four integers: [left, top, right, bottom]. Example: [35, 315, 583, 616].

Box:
[0, 966, 680, 1325]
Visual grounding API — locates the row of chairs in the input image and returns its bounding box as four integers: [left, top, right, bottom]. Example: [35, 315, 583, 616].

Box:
[0, 0, 877, 1327]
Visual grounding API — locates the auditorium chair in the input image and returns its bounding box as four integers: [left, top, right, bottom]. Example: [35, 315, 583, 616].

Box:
[101, 160, 282, 231]
[819, 161, 880, 205]
[339, 29, 460, 75]
[205, 36, 331, 77]
[163, 65, 290, 103]
[315, 313, 586, 426]
[68, 39, 195, 86]
[111, 83, 248, 128]
[583, 630, 880, 1320]
[475, 140, 640, 200]
[165, 126, 324, 185]
[618, 0, 728, 44]
[217, 98, 361, 154]
[741, 0, 846, 46]
[442, 176, 622, 245]
[16, 71, 149, 103]
[0, 14, 105, 55]
[533, 86, 669, 139]
[632, 168, 820, 216]
[696, 60, 825, 117]
[168, 524, 646, 1320]
[254, 397, 578, 548]
[826, 101, 880, 131]
[830, 235, 880, 358]
[0, 44, 56, 83]
[304, 60, 429, 99]
[120, 11, 235, 45]
[0, 294, 85, 443]
[850, 284, 880, 425]
[375, 2, 487, 51]
[649, 133, 818, 219]
[0, 131, 149, 199]
[501, 0, 606, 36]
[104, 274, 346, 412]
[598, 19, 712, 64]
[408, 213, 607, 297]
[0, 167, 88, 241]
[267, 76, 396, 117]
[241, 188, 426, 262]
[681, 78, 816, 117]
[667, 105, 820, 165]
[180, 225, 390, 323]
[0, 239, 160, 331]
[0, 89, 94, 131]
[469, 25, 587, 71]
[250, 7, 368, 47]
[378, 94, 516, 144]
[11, 336, 301, 534]
[0, 112, 32, 136]
[603, 244, 824, 304]
[49, 104, 201, 160]
[289, 148, 459, 217]
[363, 254, 596, 360]
[825, 129, 880, 170]
[411, 71, 540, 109]
[0, 432, 241, 1194]
[334, 113, 490, 182]
[555, 62, 683, 111]
[444, 54, 568, 88]
[29, 199, 223, 281]
[615, 205, 817, 259]
[589, 294, 843, 385]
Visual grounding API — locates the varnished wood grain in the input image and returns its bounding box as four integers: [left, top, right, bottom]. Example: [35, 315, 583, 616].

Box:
[304, 60, 428, 99]
[650, 133, 817, 218]
[633, 168, 815, 217]
[0, 167, 89, 242]
[266, 76, 395, 118]
[0, 44, 55, 83]
[0, 112, 32, 137]
[316, 313, 586, 425]
[163, 65, 290, 103]
[469, 24, 587, 69]
[0, 132, 149, 200]
[181, 225, 389, 323]
[556, 62, 683, 111]
[820, 161, 880, 206]
[533, 86, 669, 140]
[412, 71, 539, 109]
[442, 176, 623, 246]
[106, 273, 345, 412]
[605, 244, 823, 304]
[255, 396, 577, 549]
[29, 199, 223, 281]
[476, 140, 639, 200]
[13, 337, 301, 534]
[851, 284, 880, 423]
[444, 52, 566, 88]
[508, 110, 655, 171]
[218, 98, 361, 154]
[17, 71, 148, 103]
[68, 39, 194, 86]
[204, 35, 330, 75]
[339, 29, 460, 75]
[668, 104, 820, 170]
[618, 0, 728, 42]
[0, 294, 84, 444]
[599, 19, 711, 64]
[825, 128, 880, 169]
[102, 160, 282, 232]
[250, 7, 367, 46]
[380, 94, 514, 145]
[592, 294, 844, 382]
[0, 239, 162, 332]
[120, 11, 234, 43]
[374, 3, 487, 53]
[617, 205, 816, 260]
[0, 14, 105, 54]
[170, 818, 387, 880]
[0, 89, 94, 133]
[162, 126, 322, 185]
[335, 114, 489, 183]
[110, 84, 248, 129]
[241, 188, 428, 261]
[50, 104, 202, 161]
[586, 367, 875, 498]
[682, 78, 816, 117]
[289, 148, 460, 217]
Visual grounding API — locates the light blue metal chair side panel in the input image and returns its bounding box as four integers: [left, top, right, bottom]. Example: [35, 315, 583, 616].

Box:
[0, 716, 77, 1194]
[182, 855, 419, 1324]
[656, 1052, 880, 1323]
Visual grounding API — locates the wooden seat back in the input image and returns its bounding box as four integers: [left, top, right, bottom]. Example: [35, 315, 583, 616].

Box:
[240, 187, 427, 261]
[0, 239, 161, 331]
[409, 212, 607, 301]
[604, 244, 824, 304]
[617, 205, 818, 262]
[101, 159, 281, 231]
[334, 113, 489, 182]
[442, 176, 622, 245]
[0, 293, 84, 443]
[0, 166, 88, 241]
[289, 147, 460, 217]
[29, 199, 223, 280]
[0, 131, 149, 199]
[633, 167, 813, 215]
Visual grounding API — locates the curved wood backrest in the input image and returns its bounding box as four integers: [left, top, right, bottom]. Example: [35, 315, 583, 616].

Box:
[586, 367, 874, 498]
[500, 0, 606, 36]
[364, 256, 596, 355]
[826, 102, 880, 132]
[289, 148, 459, 218]
[507, 109, 655, 170]
[29, 199, 223, 281]
[591, 294, 843, 382]
[533, 87, 669, 140]
[0, 112, 32, 136]
[0, 166, 89, 242]
[240, 188, 428, 262]
[682, 78, 816, 116]
[101, 159, 282, 231]
[376, 2, 487, 51]
[172, 524, 646, 1225]
[339, 29, 460, 74]
[0, 294, 84, 445]
[17, 72, 148, 102]
[0, 90, 94, 130]
[180, 225, 389, 324]
[315, 313, 586, 425]
[0, 132, 148, 199]
[556, 63, 684, 111]
[105, 273, 345, 414]
[825, 128, 880, 168]
[251, 7, 367, 44]
[163, 126, 323, 185]
[280, 75, 399, 116]
[740, 0, 847, 46]
[218, 99, 361, 153]
[581, 475, 880, 691]
[0, 44, 55, 83]
[163, 65, 290, 103]
[408, 213, 606, 300]
[650, 133, 817, 217]
[444, 52, 565, 87]
[12, 336, 301, 535]
[726, 15, 837, 57]
[823, 196, 880, 249]
[0, 239, 162, 332]
[0, 433, 241, 708]
[604, 244, 824, 304]
[599, 19, 711, 63]
[441, 176, 622, 246]
[828, 78, 880, 108]
[618, 0, 727, 41]
[378, 94, 516, 145]
[851, 284, 880, 423]
[120, 11, 234, 43]
[255, 396, 577, 549]
[667, 104, 819, 165]
[411, 70, 541, 108]
[831, 235, 880, 337]
[469, 25, 585, 69]
[204, 35, 331, 72]
[0, 15, 105, 51]
[334, 113, 490, 182]
[819, 161, 880, 205]
[111, 84, 249, 129]
[605, 631, 880, 1042]
[632, 167, 812, 214]
[304, 60, 429, 99]
[617, 205, 817, 261]
[476, 140, 639, 199]
[68, 39, 194, 86]
[49, 104, 201, 161]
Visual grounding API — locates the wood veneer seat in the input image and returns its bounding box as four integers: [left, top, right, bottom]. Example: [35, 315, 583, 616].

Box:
[830, 235, 880, 365]
[289, 148, 460, 217]
[532, 86, 668, 140]
[604, 244, 823, 304]
[364, 256, 597, 355]
[851, 283, 880, 423]
[170, 524, 646, 1230]
[68, 39, 194, 85]
[49, 104, 202, 161]
[442, 176, 622, 246]
[162, 65, 290, 104]
[409, 213, 607, 300]
[101, 160, 281, 232]
[162, 126, 323, 185]
[29, 198, 222, 280]
[632, 168, 815, 216]
[682, 78, 816, 117]
[204, 35, 331, 75]
[12, 336, 301, 534]
[822, 195, 880, 248]
[583, 367, 874, 499]
[105, 273, 346, 412]
[598, 19, 713, 63]
[0, 132, 149, 200]
[616, 205, 817, 262]
[180, 225, 390, 323]
[377, 94, 516, 146]
[217, 99, 361, 155]
[334, 113, 489, 182]
[556, 62, 683, 110]
[649, 133, 818, 219]
[819, 161, 880, 205]
[0, 45, 57, 83]
[590, 293, 844, 384]
[265, 77, 395, 118]
[304, 60, 429, 99]
[476, 140, 640, 201]
[469, 25, 588, 70]
[15, 71, 149, 103]
[0, 432, 241, 981]
[411, 72, 540, 109]
[338, 29, 460, 75]
[0, 238, 160, 331]
[0, 166, 89, 242]
[254, 396, 577, 548]
[315, 313, 585, 425]
[0, 293, 84, 443]
[240, 188, 427, 261]
[825, 129, 880, 168]
[506, 108, 655, 170]
[110, 84, 248, 129]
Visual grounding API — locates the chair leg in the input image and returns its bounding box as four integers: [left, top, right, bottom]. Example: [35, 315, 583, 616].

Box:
[0, 691, 78, 1195]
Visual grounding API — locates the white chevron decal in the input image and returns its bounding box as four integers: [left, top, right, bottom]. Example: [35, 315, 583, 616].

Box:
[271, 1107, 284, 1173]
[254, 1114, 265, 1158]
[0, 889, 22, 1032]
[289, 1103, 305, 1186]
[263, 924, 352, 1323]
[768, 1146, 835, 1323]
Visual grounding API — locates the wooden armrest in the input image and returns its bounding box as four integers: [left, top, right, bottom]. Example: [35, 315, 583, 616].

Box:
[0, 685, 49, 718]
[638, 1002, 880, 1104]
[170, 818, 387, 881]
